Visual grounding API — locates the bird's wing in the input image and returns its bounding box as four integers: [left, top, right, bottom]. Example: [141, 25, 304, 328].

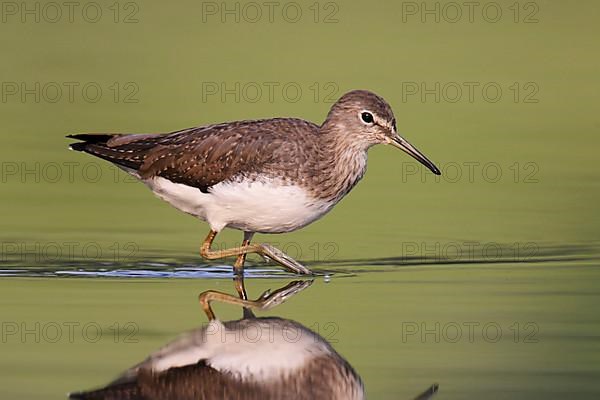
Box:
[138, 121, 282, 192]
[69, 119, 318, 193]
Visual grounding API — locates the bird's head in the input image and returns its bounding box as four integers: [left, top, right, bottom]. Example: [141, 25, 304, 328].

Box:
[323, 90, 441, 175]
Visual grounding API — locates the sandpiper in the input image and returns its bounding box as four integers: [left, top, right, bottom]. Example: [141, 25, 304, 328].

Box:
[68, 90, 440, 283]
[69, 279, 439, 400]
[69, 280, 366, 400]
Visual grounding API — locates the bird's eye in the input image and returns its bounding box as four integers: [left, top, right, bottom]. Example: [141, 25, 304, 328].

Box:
[361, 112, 374, 124]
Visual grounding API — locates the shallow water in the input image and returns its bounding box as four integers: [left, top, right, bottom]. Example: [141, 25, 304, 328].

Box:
[1, 244, 599, 399]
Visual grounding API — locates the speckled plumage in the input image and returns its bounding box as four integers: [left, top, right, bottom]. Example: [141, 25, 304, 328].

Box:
[68, 116, 366, 204]
[67, 91, 409, 203]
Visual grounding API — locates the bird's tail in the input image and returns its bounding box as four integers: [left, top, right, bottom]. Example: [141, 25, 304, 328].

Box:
[68, 382, 140, 400]
[66, 133, 159, 170]
[412, 383, 439, 400]
[67, 134, 116, 151]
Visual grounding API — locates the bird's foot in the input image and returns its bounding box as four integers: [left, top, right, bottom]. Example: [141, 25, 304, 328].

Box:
[259, 243, 312, 275]
[255, 280, 314, 310]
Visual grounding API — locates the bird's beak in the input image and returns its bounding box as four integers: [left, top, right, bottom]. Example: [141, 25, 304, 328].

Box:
[389, 135, 441, 175]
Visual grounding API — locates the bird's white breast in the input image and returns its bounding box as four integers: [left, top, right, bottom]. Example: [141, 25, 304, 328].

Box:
[135, 319, 332, 382]
[145, 176, 333, 233]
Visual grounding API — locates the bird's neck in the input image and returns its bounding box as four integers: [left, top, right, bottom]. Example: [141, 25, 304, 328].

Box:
[314, 129, 369, 203]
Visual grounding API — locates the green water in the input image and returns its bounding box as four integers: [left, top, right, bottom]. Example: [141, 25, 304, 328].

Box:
[1, 0, 599, 398]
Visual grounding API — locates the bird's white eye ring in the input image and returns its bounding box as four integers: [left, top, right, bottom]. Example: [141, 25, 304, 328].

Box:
[360, 111, 374, 124]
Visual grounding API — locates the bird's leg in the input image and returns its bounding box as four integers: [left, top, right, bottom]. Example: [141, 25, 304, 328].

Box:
[200, 230, 312, 275]
[198, 279, 313, 321]
[232, 272, 254, 319]
[233, 269, 248, 301]
[233, 235, 252, 273]
[233, 232, 254, 300]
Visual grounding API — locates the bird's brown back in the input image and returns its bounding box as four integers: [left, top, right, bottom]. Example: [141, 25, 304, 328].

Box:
[70, 118, 322, 193]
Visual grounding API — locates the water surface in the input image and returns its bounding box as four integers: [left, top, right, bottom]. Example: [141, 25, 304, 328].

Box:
[1, 244, 599, 399]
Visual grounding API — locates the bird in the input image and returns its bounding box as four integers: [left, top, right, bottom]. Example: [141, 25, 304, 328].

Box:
[68, 89, 441, 287]
[68, 279, 439, 400]
[68, 280, 367, 400]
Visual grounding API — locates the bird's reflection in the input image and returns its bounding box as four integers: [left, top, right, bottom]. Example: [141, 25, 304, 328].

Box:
[70, 277, 438, 400]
